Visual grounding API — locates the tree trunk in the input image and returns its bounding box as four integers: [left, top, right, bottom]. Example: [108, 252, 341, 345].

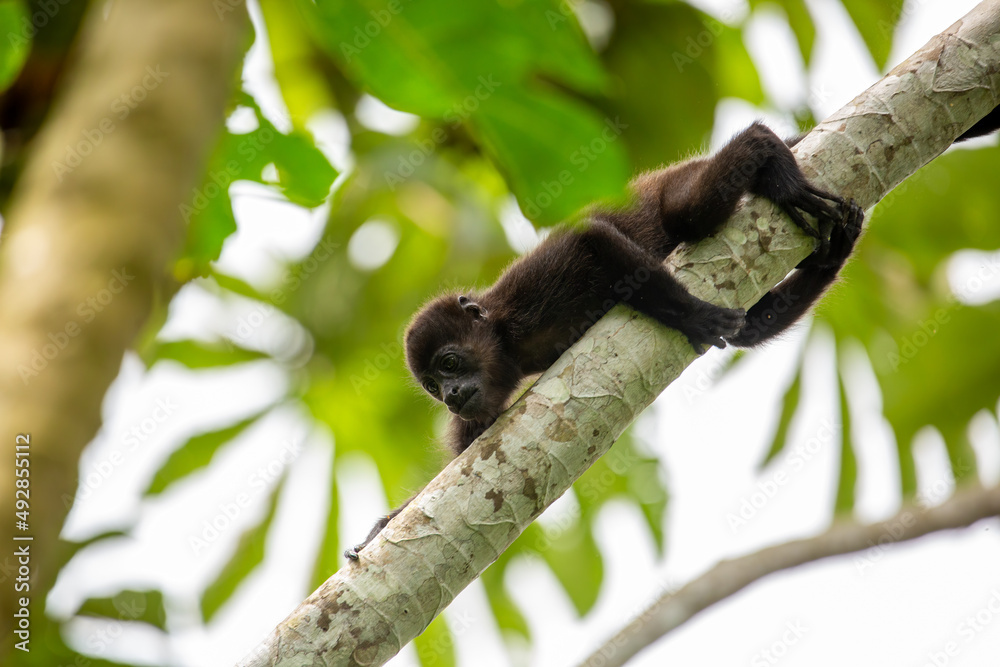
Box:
[0, 0, 248, 653]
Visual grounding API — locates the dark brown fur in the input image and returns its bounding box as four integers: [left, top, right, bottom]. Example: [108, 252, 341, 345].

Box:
[346, 121, 868, 560]
[345, 111, 1000, 561]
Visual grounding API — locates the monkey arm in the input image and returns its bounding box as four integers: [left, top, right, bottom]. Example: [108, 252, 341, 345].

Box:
[578, 221, 746, 351]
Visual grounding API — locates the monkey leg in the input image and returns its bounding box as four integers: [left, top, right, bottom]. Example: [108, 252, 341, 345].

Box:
[957, 104, 1000, 142]
[726, 200, 863, 347]
[637, 122, 845, 253]
[345, 497, 412, 561]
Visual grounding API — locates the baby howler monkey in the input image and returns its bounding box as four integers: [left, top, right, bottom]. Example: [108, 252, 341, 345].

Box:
[346, 110, 999, 560]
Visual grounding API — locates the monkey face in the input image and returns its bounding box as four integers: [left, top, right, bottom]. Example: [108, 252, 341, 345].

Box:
[418, 348, 488, 421]
[405, 292, 521, 425]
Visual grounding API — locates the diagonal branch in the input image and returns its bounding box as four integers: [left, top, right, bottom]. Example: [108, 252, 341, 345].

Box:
[579, 484, 1000, 667]
[238, 2, 1000, 665]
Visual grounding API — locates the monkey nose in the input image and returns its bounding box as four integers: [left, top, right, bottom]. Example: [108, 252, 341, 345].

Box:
[444, 386, 474, 413]
[444, 388, 464, 412]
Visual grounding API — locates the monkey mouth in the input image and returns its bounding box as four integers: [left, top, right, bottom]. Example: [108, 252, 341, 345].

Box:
[453, 389, 482, 420]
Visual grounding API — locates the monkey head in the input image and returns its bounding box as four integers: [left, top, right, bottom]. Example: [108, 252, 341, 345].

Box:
[404, 293, 520, 423]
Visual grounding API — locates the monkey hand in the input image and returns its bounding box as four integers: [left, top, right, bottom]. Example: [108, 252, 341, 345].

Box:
[796, 199, 863, 271]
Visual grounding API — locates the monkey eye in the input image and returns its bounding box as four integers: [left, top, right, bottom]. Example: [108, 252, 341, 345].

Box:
[441, 353, 459, 372]
[423, 379, 439, 395]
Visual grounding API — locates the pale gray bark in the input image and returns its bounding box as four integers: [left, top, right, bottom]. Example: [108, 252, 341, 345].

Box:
[0, 0, 248, 650]
[239, 2, 1000, 665]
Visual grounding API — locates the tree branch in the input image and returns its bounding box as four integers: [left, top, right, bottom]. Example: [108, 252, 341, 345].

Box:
[238, 2, 1000, 665]
[579, 484, 1000, 667]
[0, 0, 248, 650]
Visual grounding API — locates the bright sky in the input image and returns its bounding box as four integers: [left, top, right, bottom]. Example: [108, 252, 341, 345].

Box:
[49, 1, 1000, 666]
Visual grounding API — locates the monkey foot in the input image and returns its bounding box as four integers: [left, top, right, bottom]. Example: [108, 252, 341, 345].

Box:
[682, 304, 746, 353]
[781, 183, 845, 254]
[797, 199, 864, 270]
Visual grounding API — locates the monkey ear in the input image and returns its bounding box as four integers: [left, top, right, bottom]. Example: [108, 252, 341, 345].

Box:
[458, 295, 487, 319]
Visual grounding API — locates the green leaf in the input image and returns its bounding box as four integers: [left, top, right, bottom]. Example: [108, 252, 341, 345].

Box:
[413, 614, 456, 667]
[271, 128, 339, 206]
[939, 423, 978, 486]
[257, 0, 335, 124]
[878, 305, 1000, 495]
[0, 1, 30, 93]
[481, 533, 532, 641]
[833, 363, 856, 515]
[820, 146, 1000, 496]
[596, 3, 746, 170]
[76, 590, 168, 632]
[143, 339, 269, 370]
[309, 452, 340, 590]
[839, 0, 903, 69]
[302, 0, 628, 224]
[759, 358, 804, 469]
[537, 512, 603, 616]
[474, 89, 631, 223]
[57, 530, 129, 570]
[144, 408, 270, 496]
[201, 475, 285, 622]
[575, 434, 667, 553]
[750, 0, 815, 65]
[181, 97, 337, 273]
[713, 22, 764, 104]
[207, 271, 270, 303]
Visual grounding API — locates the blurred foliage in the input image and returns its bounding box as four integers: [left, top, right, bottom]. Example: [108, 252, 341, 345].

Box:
[4, 0, 998, 665]
[0, 1, 31, 92]
[76, 590, 169, 632]
[201, 474, 287, 622]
